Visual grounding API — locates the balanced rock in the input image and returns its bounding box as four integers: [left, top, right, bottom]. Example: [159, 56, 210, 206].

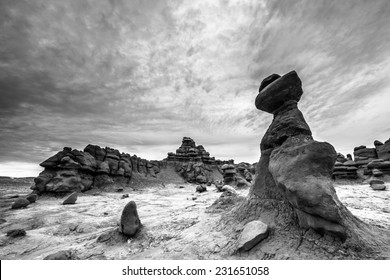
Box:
[237, 220, 269, 251]
[62, 192, 78, 205]
[255, 70, 347, 239]
[6, 229, 26, 238]
[11, 198, 30, 209]
[119, 201, 141, 237]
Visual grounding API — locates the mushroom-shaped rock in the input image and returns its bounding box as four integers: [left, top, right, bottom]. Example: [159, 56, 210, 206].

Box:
[237, 220, 269, 251]
[62, 192, 78, 205]
[119, 201, 141, 237]
[11, 198, 30, 209]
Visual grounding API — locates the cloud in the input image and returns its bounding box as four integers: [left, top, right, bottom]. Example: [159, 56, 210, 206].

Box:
[1, 0, 390, 176]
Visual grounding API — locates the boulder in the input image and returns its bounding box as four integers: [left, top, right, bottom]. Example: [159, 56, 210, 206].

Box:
[62, 192, 78, 205]
[11, 198, 30, 209]
[119, 201, 141, 237]
[370, 184, 386, 191]
[221, 185, 237, 195]
[26, 194, 38, 203]
[6, 229, 26, 238]
[255, 71, 303, 114]
[196, 185, 207, 193]
[237, 220, 269, 251]
[43, 250, 72, 260]
[368, 179, 384, 185]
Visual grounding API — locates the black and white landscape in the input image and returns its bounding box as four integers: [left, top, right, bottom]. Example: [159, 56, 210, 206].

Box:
[0, 0, 390, 260]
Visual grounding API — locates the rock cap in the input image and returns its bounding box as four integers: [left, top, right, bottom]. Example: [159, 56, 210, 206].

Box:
[255, 70, 303, 114]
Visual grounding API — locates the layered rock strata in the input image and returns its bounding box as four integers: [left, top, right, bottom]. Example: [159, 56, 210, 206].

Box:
[166, 137, 232, 183]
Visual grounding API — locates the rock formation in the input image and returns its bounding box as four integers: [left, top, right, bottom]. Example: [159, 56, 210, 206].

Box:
[32, 145, 161, 194]
[225, 70, 389, 259]
[331, 139, 390, 180]
[165, 137, 230, 184]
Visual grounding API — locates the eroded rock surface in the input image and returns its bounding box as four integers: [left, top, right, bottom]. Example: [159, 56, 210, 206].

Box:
[32, 145, 161, 194]
[254, 71, 352, 239]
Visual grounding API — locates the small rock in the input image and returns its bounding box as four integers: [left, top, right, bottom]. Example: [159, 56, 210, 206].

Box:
[119, 201, 141, 237]
[97, 231, 115, 243]
[43, 250, 72, 260]
[196, 185, 207, 193]
[371, 184, 386, 191]
[69, 224, 78, 231]
[368, 179, 384, 186]
[221, 185, 237, 195]
[62, 192, 78, 205]
[372, 169, 383, 177]
[237, 220, 269, 251]
[0, 218, 6, 224]
[121, 194, 129, 199]
[192, 196, 197, 201]
[103, 212, 109, 216]
[6, 229, 26, 238]
[11, 198, 30, 209]
[179, 185, 185, 189]
[116, 187, 124, 192]
[26, 194, 38, 203]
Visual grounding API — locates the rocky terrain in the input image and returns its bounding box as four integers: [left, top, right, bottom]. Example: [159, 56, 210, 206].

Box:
[1, 71, 389, 260]
[0, 176, 389, 260]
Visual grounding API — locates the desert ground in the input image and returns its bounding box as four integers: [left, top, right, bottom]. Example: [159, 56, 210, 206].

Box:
[1, 174, 389, 260]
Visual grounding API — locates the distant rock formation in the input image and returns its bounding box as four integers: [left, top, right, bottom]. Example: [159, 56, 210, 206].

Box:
[166, 137, 216, 164]
[165, 137, 232, 184]
[32, 145, 162, 194]
[332, 139, 390, 180]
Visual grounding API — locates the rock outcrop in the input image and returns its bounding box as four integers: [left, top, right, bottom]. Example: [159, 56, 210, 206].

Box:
[165, 137, 231, 184]
[332, 139, 390, 180]
[32, 145, 161, 194]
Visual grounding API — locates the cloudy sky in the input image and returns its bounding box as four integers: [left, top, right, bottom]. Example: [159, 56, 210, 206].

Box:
[1, 0, 390, 177]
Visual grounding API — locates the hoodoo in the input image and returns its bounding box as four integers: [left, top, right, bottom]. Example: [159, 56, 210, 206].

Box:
[226, 71, 390, 259]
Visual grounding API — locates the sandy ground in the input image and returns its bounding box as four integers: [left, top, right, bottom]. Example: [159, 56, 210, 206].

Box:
[0, 179, 389, 260]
